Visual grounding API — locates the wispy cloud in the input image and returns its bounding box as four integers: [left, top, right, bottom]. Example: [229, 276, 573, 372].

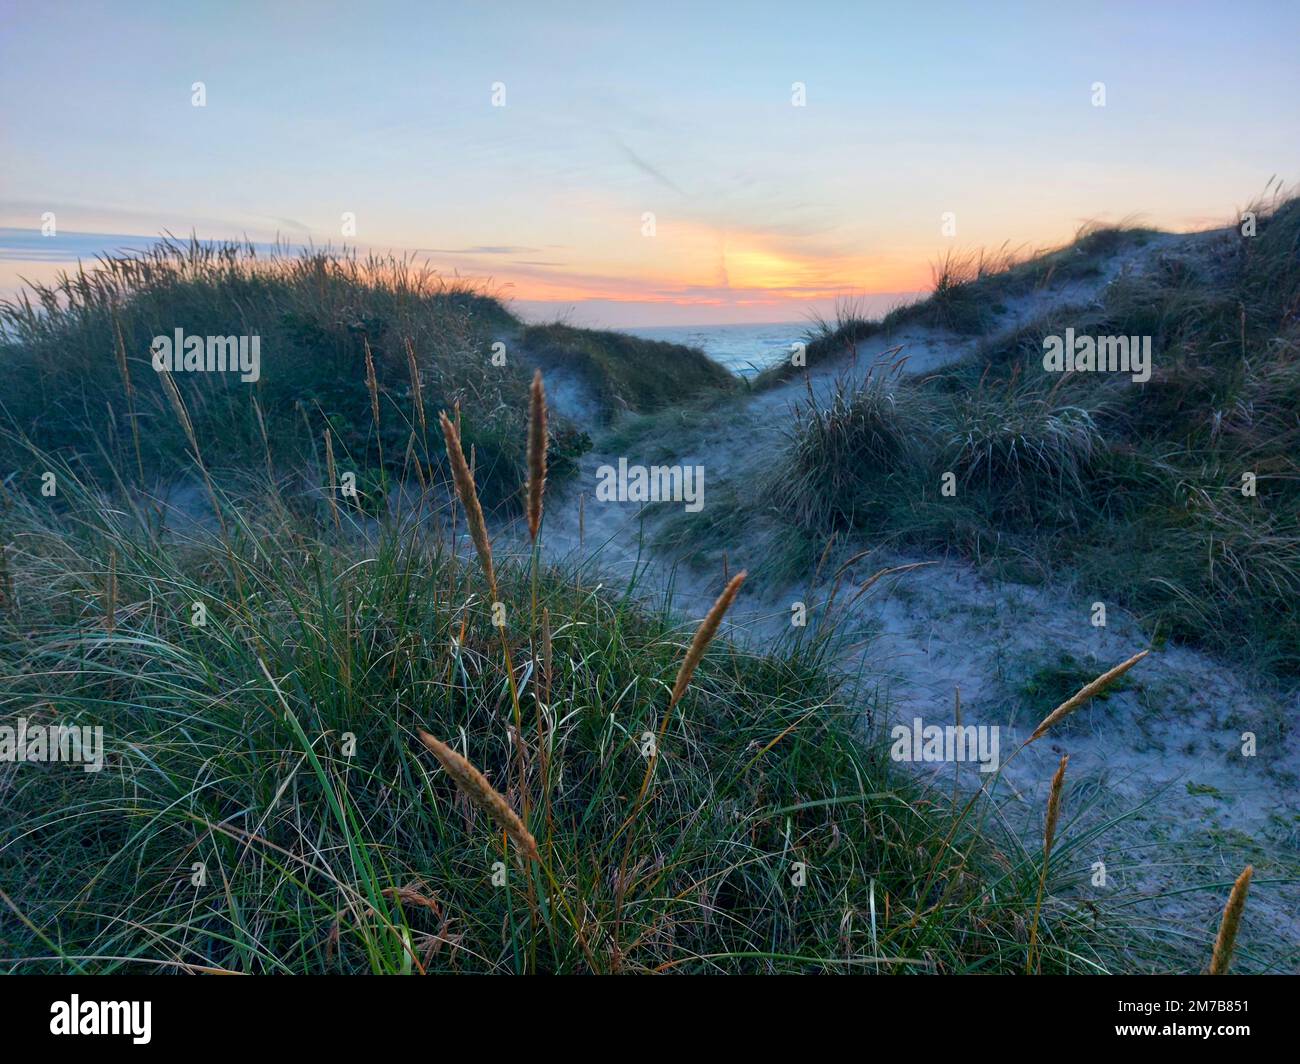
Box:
[614, 138, 687, 196]
[423, 245, 541, 255]
[0, 228, 158, 263]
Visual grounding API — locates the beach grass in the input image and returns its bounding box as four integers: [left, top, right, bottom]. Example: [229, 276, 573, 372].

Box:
[0, 201, 1289, 975]
[0, 425, 1132, 973]
[763, 192, 1300, 672]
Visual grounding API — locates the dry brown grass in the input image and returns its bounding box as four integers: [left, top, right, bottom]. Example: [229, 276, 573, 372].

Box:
[1027, 755, 1069, 973]
[418, 730, 539, 862]
[439, 410, 498, 597]
[1208, 864, 1253, 975]
[668, 571, 747, 711]
[1029, 650, 1149, 742]
[527, 369, 547, 542]
[323, 427, 342, 533]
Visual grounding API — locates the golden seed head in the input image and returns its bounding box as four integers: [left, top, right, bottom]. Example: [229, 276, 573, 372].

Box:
[405, 339, 426, 434]
[527, 369, 547, 542]
[1043, 754, 1068, 858]
[1029, 650, 1148, 743]
[439, 410, 497, 596]
[364, 339, 381, 428]
[418, 730, 539, 862]
[669, 571, 747, 710]
[1209, 864, 1253, 975]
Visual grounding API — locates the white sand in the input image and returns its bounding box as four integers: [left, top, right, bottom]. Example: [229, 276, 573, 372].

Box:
[509, 226, 1300, 971]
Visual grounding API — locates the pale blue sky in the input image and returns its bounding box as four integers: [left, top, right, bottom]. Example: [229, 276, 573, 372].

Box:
[2, 0, 1296, 324]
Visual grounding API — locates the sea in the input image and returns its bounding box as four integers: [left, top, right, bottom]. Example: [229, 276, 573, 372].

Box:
[623, 321, 809, 378]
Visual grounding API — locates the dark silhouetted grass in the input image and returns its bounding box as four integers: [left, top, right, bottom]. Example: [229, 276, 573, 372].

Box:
[520, 322, 734, 420]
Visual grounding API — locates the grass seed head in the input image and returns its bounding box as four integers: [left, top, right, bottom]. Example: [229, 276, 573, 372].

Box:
[439, 410, 497, 596]
[1030, 650, 1148, 742]
[418, 730, 539, 862]
[1209, 864, 1253, 975]
[669, 571, 747, 710]
[527, 369, 547, 542]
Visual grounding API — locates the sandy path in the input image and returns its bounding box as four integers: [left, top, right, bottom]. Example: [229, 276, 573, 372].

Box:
[504, 231, 1299, 972]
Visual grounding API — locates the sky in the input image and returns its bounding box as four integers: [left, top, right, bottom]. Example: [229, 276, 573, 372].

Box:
[1, 1, 1297, 327]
